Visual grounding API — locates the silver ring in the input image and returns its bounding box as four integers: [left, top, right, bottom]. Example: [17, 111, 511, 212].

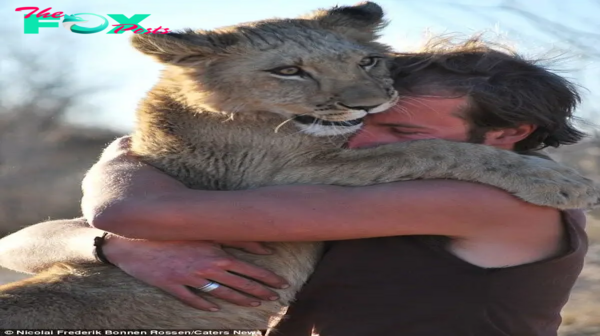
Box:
[196, 281, 220, 293]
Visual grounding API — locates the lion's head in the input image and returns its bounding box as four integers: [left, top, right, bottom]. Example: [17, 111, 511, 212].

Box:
[131, 2, 398, 136]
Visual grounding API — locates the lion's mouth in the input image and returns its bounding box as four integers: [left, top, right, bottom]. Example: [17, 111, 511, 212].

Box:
[293, 115, 364, 127]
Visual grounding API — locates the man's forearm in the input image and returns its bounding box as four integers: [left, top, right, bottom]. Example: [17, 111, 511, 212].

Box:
[0, 218, 103, 274]
[93, 179, 533, 242]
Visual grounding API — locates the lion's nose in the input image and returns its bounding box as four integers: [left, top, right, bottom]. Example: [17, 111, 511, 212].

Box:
[338, 103, 382, 111]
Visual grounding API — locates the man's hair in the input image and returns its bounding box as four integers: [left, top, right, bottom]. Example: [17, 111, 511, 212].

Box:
[390, 36, 586, 151]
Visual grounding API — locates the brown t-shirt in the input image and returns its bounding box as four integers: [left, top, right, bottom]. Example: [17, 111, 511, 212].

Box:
[270, 210, 588, 336]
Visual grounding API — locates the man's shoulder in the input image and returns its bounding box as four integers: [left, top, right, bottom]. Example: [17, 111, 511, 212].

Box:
[449, 205, 566, 268]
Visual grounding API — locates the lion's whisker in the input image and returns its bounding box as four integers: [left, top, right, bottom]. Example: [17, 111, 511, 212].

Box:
[275, 117, 295, 133]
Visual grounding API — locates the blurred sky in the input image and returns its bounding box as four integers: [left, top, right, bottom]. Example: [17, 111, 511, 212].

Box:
[3, 0, 599, 132]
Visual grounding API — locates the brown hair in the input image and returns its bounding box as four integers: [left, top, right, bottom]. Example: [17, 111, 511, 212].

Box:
[389, 36, 585, 151]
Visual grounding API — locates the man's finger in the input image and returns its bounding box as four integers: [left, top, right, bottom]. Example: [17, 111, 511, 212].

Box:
[187, 279, 262, 307]
[208, 271, 281, 302]
[228, 259, 289, 290]
[164, 285, 220, 311]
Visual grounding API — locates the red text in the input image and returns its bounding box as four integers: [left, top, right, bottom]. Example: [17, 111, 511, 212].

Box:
[15, 7, 64, 19]
[112, 24, 170, 34]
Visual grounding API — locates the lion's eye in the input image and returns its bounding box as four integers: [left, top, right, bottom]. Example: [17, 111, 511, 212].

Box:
[358, 56, 379, 68]
[269, 66, 303, 76]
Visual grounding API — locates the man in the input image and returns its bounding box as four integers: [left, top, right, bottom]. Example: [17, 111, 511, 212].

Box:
[0, 38, 589, 336]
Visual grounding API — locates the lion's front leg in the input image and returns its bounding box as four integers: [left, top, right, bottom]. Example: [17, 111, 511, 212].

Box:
[275, 139, 600, 210]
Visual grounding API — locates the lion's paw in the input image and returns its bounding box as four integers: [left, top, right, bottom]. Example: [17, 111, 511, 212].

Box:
[511, 156, 600, 210]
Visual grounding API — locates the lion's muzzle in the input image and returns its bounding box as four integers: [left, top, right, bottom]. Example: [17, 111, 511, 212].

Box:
[293, 90, 399, 136]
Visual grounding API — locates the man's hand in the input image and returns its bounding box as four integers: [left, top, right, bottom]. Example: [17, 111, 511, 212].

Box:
[102, 235, 289, 311]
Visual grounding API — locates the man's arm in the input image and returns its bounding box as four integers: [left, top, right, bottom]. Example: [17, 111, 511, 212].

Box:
[81, 136, 187, 223]
[0, 218, 288, 310]
[0, 218, 100, 274]
[96, 179, 556, 241]
[87, 138, 558, 242]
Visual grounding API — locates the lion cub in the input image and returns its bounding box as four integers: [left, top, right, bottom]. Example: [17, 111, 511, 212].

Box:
[1, 1, 598, 330]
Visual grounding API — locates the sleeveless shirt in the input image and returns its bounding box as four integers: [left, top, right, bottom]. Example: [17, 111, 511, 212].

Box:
[270, 210, 588, 336]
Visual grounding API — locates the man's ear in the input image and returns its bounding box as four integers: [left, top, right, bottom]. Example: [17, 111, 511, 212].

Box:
[485, 124, 537, 148]
[303, 2, 388, 43]
[131, 29, 240, 66]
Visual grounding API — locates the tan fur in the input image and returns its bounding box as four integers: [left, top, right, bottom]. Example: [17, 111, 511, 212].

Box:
[1, 2, 599, 330]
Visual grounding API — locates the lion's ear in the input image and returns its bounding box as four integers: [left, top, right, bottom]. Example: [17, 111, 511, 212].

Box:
[131, 29, 240, 66]
[305, 2, 388, 42]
